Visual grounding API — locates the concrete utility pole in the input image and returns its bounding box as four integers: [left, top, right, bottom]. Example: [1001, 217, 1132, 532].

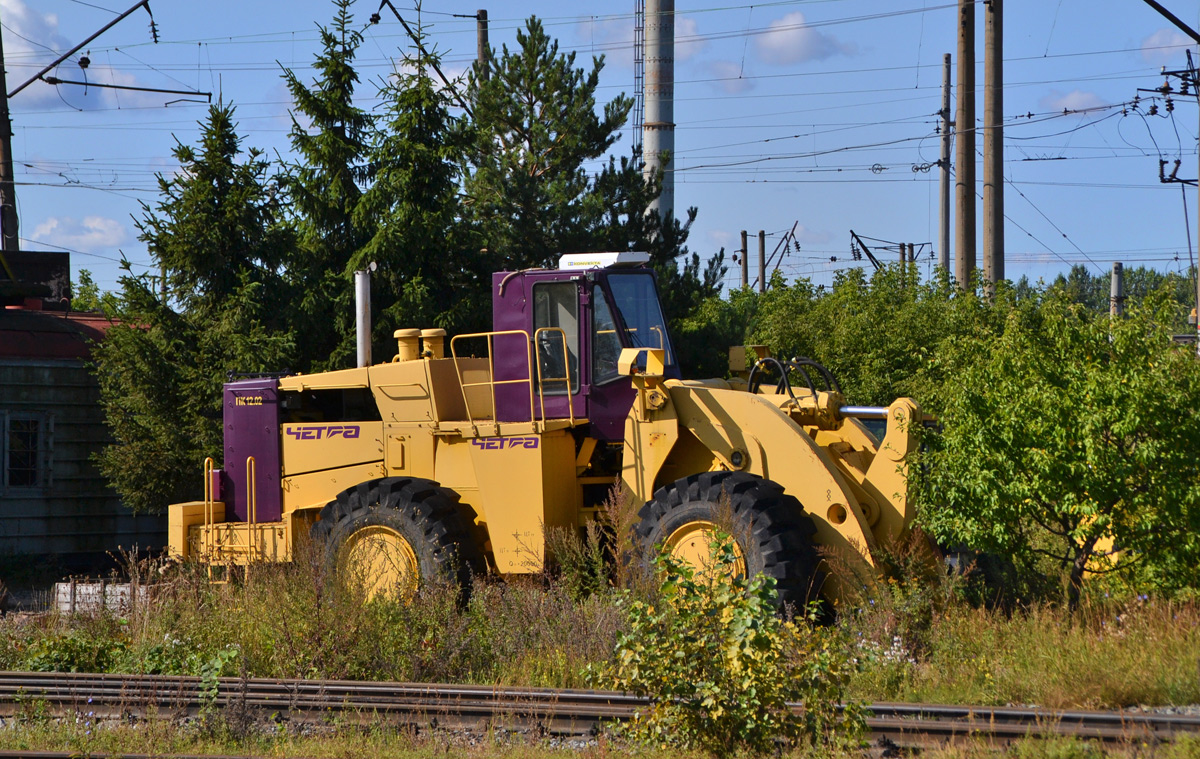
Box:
[476, 10, 489, 81]
[740, 230, 748, 288]
[954, 0, 976, 290]
[940, 53, 952, 275]
[983, 0, 1004, 292]
[643, 0, 675, 221]
[1110, 262, 1125, 318]
[0, 13, 19, 253]
[757, 230, 766, 293]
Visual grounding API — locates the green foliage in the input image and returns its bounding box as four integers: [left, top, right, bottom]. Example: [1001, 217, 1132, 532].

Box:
[24, 627, 128, 673]
[94, 103, 295, 513]
[747, 266, 1011, 405]
[198, 646, 241, 709]
[279, 0, 375, 370]
[915, 290, 1200, 605]
[1050, 264, 1195, 331]
[462, 17, 633, 271]
[589, 533, 862, 755]
[354, 37, 487, 338]
[70, 269, 118, 314]
[545, 523, 609, 601]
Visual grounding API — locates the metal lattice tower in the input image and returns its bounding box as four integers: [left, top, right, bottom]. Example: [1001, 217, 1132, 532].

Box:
[632, 0, 645, 152]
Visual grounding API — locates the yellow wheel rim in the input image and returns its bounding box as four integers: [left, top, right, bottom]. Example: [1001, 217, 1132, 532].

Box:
[664, 520, 746, 578]
[341, 525, 420, 600]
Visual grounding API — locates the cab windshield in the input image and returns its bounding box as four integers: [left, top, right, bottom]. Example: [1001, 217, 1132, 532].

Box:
[604, 271, 674, 366]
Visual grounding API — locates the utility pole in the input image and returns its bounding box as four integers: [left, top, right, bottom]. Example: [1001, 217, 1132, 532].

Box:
[1139, 0, 1200, 353]
[757, 230, 766, 293]
[954, 0, 976, 290]
[740, 230, 748, 288]
[476, 10, 489, 81]
[983, 0, 1004, 293]
[1110, 262, 1125, 318]
[940, 52, 952, 276]
[0, 12, 18, 253]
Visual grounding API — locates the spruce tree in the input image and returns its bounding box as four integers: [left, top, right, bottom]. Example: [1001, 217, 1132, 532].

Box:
[94, 103, 294, 513]
[280, 0, 375, 370]
[356, 38, 489, 339]
[462, 17, 633, 271]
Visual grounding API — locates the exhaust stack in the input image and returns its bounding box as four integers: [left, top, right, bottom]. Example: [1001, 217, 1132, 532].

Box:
[354, 264, 376, 368]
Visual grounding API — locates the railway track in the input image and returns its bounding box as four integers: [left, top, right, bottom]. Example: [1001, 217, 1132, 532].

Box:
[0, 671, 1197, 750]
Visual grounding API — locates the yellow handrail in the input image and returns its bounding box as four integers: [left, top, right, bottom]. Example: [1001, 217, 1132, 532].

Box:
[203, 457, 215, 578]
[450, 330, 536, 433]
[533, 327, 576, 427]
[203, 457, 215, 531]
[245, 455, 257, 574]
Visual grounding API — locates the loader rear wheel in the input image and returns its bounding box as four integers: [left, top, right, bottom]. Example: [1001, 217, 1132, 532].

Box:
[636, 471, 821, 610]
[311, 477, 483, 601]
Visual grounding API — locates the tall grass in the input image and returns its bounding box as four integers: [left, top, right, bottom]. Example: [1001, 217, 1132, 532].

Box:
[0, 541, 625, 688]
[0, 539, 1197, 709]
[845, 592, 1200, 708]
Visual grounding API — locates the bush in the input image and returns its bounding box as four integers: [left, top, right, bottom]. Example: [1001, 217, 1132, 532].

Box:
[589, 532, 862, 756]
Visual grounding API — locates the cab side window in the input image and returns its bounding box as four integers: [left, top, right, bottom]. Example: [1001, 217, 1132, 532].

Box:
[532, 282, 580, 395]
[592, 288, 622, 384]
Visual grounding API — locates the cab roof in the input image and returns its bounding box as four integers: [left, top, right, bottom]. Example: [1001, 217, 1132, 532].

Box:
[557, 251, 650, 270]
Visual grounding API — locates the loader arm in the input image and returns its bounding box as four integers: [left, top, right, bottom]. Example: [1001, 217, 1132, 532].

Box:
[666, 383, 878, 565]
[620, 358, 879, 567]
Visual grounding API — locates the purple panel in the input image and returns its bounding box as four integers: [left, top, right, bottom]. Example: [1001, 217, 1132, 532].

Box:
[491, 271, 586, 423]
[223, 379, 282, 523]
[586, 380, 636, 441]
[492, 271, 533, 422]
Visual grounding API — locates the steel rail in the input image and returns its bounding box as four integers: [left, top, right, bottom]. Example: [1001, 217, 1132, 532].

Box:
[0, 671, 1197, 747]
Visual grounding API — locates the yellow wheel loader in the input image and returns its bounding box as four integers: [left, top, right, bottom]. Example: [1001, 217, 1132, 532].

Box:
[168, 252, 923, 607]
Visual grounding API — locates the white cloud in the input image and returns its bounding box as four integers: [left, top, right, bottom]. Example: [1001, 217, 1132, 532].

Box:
[1, 0, 71, 109]
[2, 0, 174, 111]
[577, 16, 635, 68]
[1141, 28, 1195, 65]
[33, 216, 128, 252]
[705, 60, 755, 94]
[1039, 89, 1106, 113]
[795, 225, 832, 245]
[754, 12, 855, 66]
[707, 229, 734, 250]
[675, 17, 706, 63]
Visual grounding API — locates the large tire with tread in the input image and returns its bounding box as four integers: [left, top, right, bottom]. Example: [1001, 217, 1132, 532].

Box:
[636, 471, 821, 610]
[311, 477, 483, 601]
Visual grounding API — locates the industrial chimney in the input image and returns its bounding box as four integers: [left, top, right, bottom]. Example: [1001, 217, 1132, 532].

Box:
[643, 0, 675, 221]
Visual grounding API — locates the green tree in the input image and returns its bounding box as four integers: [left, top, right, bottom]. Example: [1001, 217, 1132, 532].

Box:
[461, 17, 633, 271]
[748, 266, 1011, 406]
[461, 17, 726, 370]
[93, 104, 294, 513]
[70, 269, 117, 314]
[280, 0, 375, 369]
[354, 38, 489, 339]
[915, 292, 1200, 605]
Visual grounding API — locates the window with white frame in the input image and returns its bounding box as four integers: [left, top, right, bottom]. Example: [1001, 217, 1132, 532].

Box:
[3, 412, 51, 490]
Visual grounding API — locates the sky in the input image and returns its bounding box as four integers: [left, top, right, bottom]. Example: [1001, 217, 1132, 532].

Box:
[3, 0, 1199, 297]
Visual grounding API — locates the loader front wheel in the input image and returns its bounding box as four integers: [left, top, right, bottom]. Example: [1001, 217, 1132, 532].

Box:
[311, 477, 483, 601]
[636, 471, 821, 610]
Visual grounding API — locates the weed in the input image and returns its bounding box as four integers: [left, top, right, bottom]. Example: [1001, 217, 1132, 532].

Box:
[545, 521, 607, 601]
[590, 531, 863, 756]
